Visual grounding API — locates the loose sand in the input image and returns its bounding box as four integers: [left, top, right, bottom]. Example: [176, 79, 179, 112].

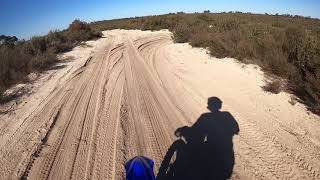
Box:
[0, 30, 319, 179]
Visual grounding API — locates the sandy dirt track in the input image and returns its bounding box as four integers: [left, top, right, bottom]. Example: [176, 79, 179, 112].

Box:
[0, 30, 320, 180]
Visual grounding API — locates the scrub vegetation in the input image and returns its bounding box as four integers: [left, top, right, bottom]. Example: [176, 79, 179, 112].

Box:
[92, 12, 320, 114]
[0, 20, 102, 102]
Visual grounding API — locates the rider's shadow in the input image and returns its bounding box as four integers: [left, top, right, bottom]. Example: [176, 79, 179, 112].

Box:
[157, 97, 239, 180]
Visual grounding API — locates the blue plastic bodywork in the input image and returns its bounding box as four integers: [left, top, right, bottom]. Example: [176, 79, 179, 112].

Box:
[125, 156, 156, 180]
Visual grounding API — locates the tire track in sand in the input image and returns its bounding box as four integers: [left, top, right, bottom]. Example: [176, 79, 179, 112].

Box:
[1, 30, 319, 180]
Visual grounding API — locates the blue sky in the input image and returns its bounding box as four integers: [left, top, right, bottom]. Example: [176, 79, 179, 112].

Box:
[1, 0, 319, 39]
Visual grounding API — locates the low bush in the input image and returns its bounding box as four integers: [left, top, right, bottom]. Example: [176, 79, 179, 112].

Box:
[172, 22, 191, 43]
[0, 19, 102, 102]
[263, 80, 282, 94]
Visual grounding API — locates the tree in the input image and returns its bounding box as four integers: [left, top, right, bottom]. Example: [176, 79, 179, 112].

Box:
[0, 35, 18, 46]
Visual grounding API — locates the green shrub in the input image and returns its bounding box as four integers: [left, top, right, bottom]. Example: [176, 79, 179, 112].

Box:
[28, 50, 57, 69]
[30, 36, 47, 54]
[172, 23, 191, 43]
[0, 45, 32, 88]
[0, 19, 102, 101]
[189, 31, 212, 47]
[208, 38, 230, 58]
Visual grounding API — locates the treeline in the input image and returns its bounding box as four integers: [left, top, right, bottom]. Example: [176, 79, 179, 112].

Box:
[92, 12, 320, 114]
[0, 20, 102, 102]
